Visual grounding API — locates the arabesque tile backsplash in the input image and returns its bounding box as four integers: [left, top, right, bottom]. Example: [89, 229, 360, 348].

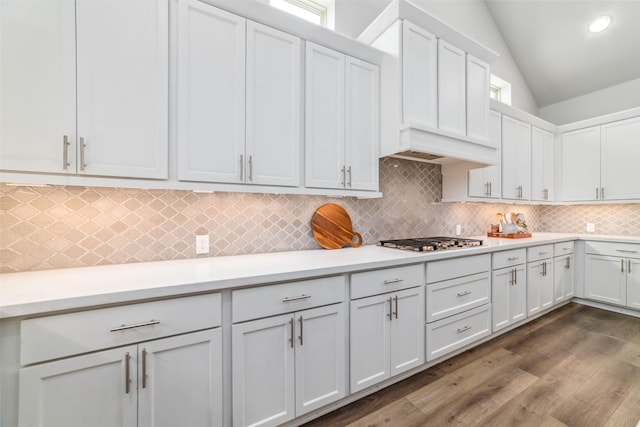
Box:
[1, 157, 639, 273]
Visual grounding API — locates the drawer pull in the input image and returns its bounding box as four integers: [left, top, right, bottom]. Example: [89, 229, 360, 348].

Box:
[457, 291, 472, 297]
[507, 257, 519, 261]
[538, 251, 549, 255]
[457, 325, 472, 333]
[616, 249, 638, 254]
[124, 352, 131, 394]
[110, 319, 160, 332]
[282, 294, 311, 303]
[384, 278, 404, 285]
[562, 247, 572, 251]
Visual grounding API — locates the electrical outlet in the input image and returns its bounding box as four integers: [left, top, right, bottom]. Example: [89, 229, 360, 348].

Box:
[455, 224, 462, 236]
[195, 234, 209, 255]
[586, 223, 595, 233]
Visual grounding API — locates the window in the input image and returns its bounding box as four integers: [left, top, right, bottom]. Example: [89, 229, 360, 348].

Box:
[269, 0, 335, 30]
[490, 74, 512, 105]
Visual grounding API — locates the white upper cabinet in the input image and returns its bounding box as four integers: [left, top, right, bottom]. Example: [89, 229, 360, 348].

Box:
[600, 116, 640, 200]
[437, 40, 466, 136]
[246, 21, 301, 187]
[401, 21, 437, 129]
[177, 1, 246, 183]
[561, 126, 601, 202]
[501, 115, 531, 200]
[466, 54, 490, 142]
[305, 42, 379, 191]
[468, 110, 501, 198]
[531, 126, 554, 201]
[1, 0, 168, 179]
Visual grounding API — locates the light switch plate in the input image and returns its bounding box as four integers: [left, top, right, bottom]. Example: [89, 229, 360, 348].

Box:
[586, 223, 595, 232]
[195, 234, 209, 254]
[455, 224, 462, 236]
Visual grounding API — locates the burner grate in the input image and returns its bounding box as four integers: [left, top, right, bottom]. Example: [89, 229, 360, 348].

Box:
[379, 237, 483, 252]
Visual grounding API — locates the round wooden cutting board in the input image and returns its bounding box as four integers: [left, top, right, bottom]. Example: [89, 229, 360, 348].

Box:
[311, 204, 363, 249]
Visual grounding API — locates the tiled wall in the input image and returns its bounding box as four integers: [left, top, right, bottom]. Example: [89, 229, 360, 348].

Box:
[1, 157, 639, 273]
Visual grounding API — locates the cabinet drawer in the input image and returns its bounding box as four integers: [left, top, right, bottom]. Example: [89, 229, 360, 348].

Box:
[426, 254, 490, 284]
[351, 263, 424, 299]
[232, 276, 345, 323]
[527, 244, 554, 262]
[21, 293, 221, 365]
[426, 304, 491, 361]
[554, 241, 574, 256]
[426, 272, 490, 323]
[492, 248, 526, 269]
[584, 241, 640, 258]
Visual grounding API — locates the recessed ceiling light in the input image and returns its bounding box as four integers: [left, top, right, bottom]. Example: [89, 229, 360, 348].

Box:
[588, 15, 611, 33]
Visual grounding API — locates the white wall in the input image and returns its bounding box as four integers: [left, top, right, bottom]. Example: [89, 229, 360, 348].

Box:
[538, 77, 640, 125]
[334, 0, 539, 115]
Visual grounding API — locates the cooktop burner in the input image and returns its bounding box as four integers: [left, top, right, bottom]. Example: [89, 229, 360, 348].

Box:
[379, 237, 483, 252]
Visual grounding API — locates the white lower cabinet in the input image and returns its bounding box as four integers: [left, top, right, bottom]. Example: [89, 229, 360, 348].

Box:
[350, 286, 425, 393]
[527, 245, 554, 316]
[492, 249, 527, 332]
[19, 329, 222, 427]
[232, 276, 346, 427]
[553, 242, 575, 304]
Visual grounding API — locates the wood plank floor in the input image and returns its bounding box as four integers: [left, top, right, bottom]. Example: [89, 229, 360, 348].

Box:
[303, 303, 640, 427]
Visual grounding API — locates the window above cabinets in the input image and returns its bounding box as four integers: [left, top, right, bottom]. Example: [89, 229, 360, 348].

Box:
[269, 0, 335, 29]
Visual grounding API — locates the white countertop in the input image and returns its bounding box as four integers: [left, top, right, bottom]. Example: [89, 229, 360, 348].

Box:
[1, 233, 638, 319]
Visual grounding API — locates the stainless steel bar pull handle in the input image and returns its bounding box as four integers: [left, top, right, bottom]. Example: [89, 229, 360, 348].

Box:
[507, 257, 519, 261]
[601, 187, 605, 199]
[394, 295, 398, 319]
[485, 182, 489, 196]
[298, 316, 304, 346]
[62, 135, 70, 170]
[80, 137, 86, 171]
[596, 187, 599, 199]
[387, 297, 393, 321]
[110, 319, 160, 332]
[289, 318, 294, 348]
[124, 352, 131, 394]
[544, 188, 548, 200]
[565, 257, 571, 269]
[282, 294, 311, 303]
[457, 325, 471, 333]
[621, 259, 625, 273]
[248, 155, 253, 181]
[513, 268, 518, 285]
[616, 249, 638, 254]
[517, 185, 523, 198]
[457, 291, 472, 297]
[347, 166, 352, 187]
[341, 166, 346, 186]
[384, 278, 403, 285]
[509, 269, 514, 285]
[489, 182, 492, 196]
[629, 260, 632, 273]
[142, 348, 147, 389]
[240, 154, 244, 180]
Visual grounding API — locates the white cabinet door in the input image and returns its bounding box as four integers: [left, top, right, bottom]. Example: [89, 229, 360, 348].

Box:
[0, 0, 76, 174]
[628, 258, 640, 310]
[177, 1, 245, 183]
[305, 42, 345, 190]
[561, 126, 601, 201]
[246, 21, 301, 187]
[402, 21, 437, 129]
[584, 255, 627, 306]
[466, 54, 490, 142]
[554, 255, 574, 304]
[468, 110, 501, 198]
[601, 116, 640, 200]
[138, 330, 222, 427]
[437, 40, 466, 136]
[294, 304, 346, 416]
[345, 56, 379, 191]
[19, 345, 138, 427]
[492, 266, 526, 331]
[350, 293, 390, 393]
[233, 314, 295, 427]
[527, 260, 553, 316]
[501, 115, 531, 200]
[389, 286, 425, 376]
[531, 126, 554, 201]
[76, 0, 168, 179]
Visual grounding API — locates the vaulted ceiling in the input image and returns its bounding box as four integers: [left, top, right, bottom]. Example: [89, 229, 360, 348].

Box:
[485, 0, 640, 107]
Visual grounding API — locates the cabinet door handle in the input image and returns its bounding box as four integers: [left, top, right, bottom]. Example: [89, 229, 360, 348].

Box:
[601, 187, 605, 199]
[485, 182, 490, 196]
[394, 295, 398, 319]
[124, 352, 131, 394]
[341, 166, 346, 186]
[347, 166, 352, 187]
[240, 154, 244, 180]
[62, 135, 70, 170]
[596, 187, 599, 199]
[388, 297, 393, 321]
[489, 182, 492, 196]
[80, 137, 87, 171]
[616, 249, 638, 254]
[517, 185, 523, 198]
[628, 260, 632, 274]
[384, 278, 403, 285]
[248, 155, 253, 182]
[457, 325, 471, 333]
[621, 259, 625, 273]
[282, 294, 311, 303]
[289, 318, 294, 348]
[142, 348, 147, 389]
[298, 316, 304, 346]
[544, 188, 548, 200]
[110, 319, 160, 332]
[509, 269, 514, 285]
[565, 256, 571, 270]
[457, 291, 472, 297]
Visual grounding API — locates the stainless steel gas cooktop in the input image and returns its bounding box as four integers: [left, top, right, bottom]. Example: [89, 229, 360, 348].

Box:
[379, 237, 483, 252]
